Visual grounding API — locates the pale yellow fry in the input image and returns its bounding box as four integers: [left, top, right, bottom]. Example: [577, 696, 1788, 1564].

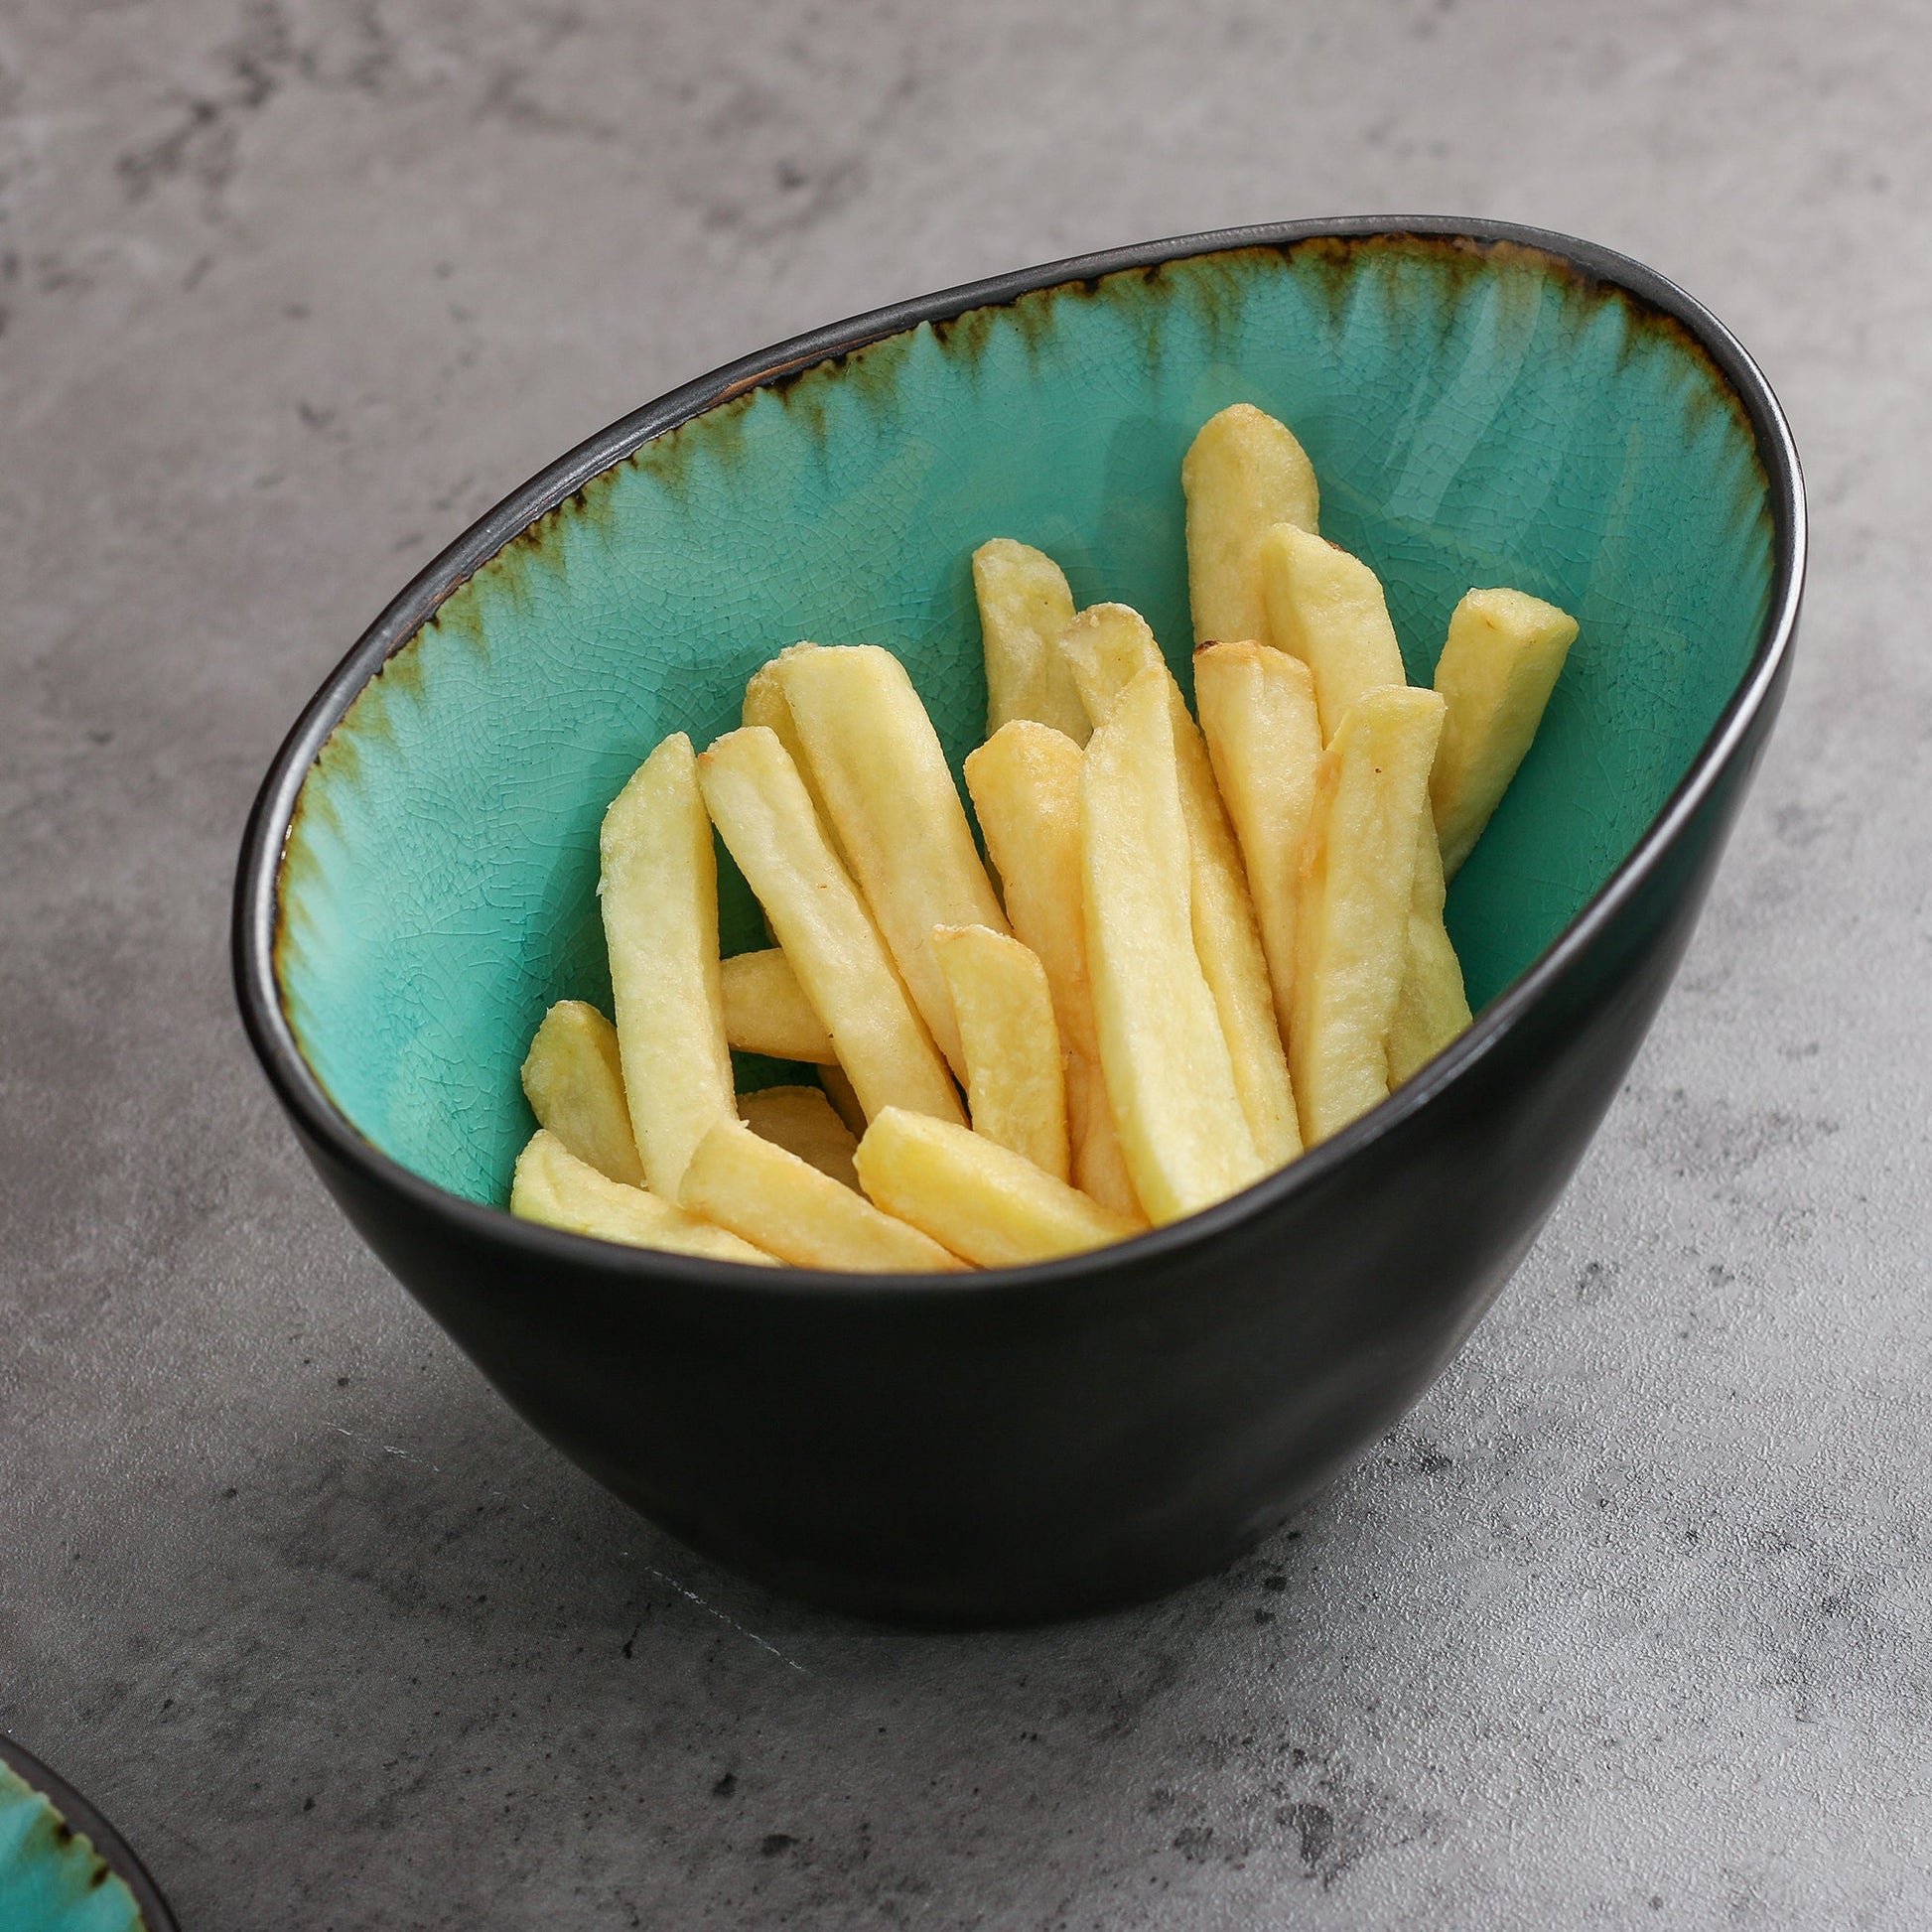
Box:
[855, 1108, 1140, 1269]
[737, 1083, 860, 1189]
[778, 645, 1009, 1077]
[743, 643, 850, 871]
[1182, 403, 1320, 646]
[1388, 818, 1473, 1086]
[963, 722, 1143, 1220]
[680, 1117, 964, 1273]
[519, 1000, 645, 1188]
[1431, 587, 1581, 879]
[1292, 686, 1447, 1146]
[601, 734, 735, 1198]
[1081, 665, 1265, 1223]
[1193, 642, 1323, 1043]
[819, 1062, 868, 1137]
[1260, 524, 1409, 743]
[511, 1129, 775, 1266]
[697, 727, 964, 1127]
[720, 947, 837, 1064]
[932, 924, 1070, 1181]
[1060, 607, 1299, 1166]
[973, 539, 1091, 744]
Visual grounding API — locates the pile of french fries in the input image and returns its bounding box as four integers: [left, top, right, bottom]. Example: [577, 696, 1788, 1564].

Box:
[510, 404, 1578, 1272]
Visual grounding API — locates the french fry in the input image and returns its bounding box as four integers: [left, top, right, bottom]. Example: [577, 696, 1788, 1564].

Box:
[737, 1082, 860, 1187]
[1387, 818, 1472, 1086]
[696, 727, 964, 1127]
[818, 1062, 868, 1137]
[1182, 402, 1320, 646]
[1292, 685, 1446, 1145]
[1431, 587, 1581, 879]
[777, 644, 1008, 1077]
[1060, 608, 1300, 1166]
[519, 1000, 645, 1188]
[854, 1108, 1141, 1268]
[1193, 641, 1324, 1040]
[973, 539, 1090, 744]
[931, 924, 1069, 1181]
[600, 733, 735, 1198]
[1259, 524, 1408, 743]
[962, 722, 1142, 1218]
[511, 1129, 775, 1265]
[743, 643, 850, 871]
[1081, 665, 1266, 1222]
[679, 1117, 964, 1272]
[720, 947, 837, 1064]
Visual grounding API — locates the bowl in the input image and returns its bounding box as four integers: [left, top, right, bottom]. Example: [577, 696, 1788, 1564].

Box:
[233, 218, 1803, 1625]
[0, 1732, 177, 1932]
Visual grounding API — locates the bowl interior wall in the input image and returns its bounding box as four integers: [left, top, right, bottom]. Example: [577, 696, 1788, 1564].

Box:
[275, 238, 1774, 1207]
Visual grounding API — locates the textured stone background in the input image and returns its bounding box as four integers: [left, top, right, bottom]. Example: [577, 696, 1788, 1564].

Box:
[2, 3, 1925, 1927]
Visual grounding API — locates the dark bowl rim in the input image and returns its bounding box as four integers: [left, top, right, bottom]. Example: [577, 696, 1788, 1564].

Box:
[0, 1731, 179, 1932]
[232, 213, 1806, 1302]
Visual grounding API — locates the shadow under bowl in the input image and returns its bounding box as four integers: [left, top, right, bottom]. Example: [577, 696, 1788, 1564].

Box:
[234, 218, 1803, 1626]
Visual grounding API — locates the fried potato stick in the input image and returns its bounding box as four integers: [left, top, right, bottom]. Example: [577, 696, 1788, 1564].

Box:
[932, 923, 1069, 1181]
[778, 644, 1008, 1077]
[854, 1108, 1140, 1268]
[720, 947, 838, 1064]
[1193, 641, 1323, 1046]
[963, 723, 1143, 1220]
[511, 1129, 774, 1265]
[697, 727, 963, 1127]
[680, 1117, 964, 1272]
[600, 733, 735, 1198]
[1387, 818, 1472, 1087]
[736, 1083, 860, 1188]
[1081, 665, 1265, 1222]
[1292, 685, 1446, 1145]
[1431, 587, 1581, 879]
[1060, 608, 1300, 1165]
[1182, 404, 1320, 646]
[973, 539, 1090, 744]
[519, 999, 645, 1188]
[1259, 524, 1408, 743]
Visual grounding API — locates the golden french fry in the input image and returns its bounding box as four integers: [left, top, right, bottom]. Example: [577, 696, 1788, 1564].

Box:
[854, 1108, 1140, 1268]
[973, 539, 1091, 745]
[931, 924, 1069, 1181]
[697, 727, 963, 1127]
[1431, 587, 1581, 878]
[679, 1117, 964, 1272]
[736, 1083, 860, 1188]
[1060, 608, 1300, 1166]
[720, 947, 837, 1064]
[1292, 685, 1446, 1145]
[777, 644, 1008, 1077]
[818, 1062, 868, 1137]
[519, 1000, 645, 1188]
[511, 1129, 775, 1265]
[1260, 523, 1408, 742]
[1193, 642, 1323, 1041]
[743, 643, 850, 871]
[1081, 665, 1266, 1222]
[963, 722, 1143, 1219]
[600, 734, 735, 1198]
[1387, 818, 1472, 1086]
[1182, 403, 1320, 645]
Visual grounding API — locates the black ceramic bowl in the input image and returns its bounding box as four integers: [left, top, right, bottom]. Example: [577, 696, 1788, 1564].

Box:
[234, 218, 1802, 1625]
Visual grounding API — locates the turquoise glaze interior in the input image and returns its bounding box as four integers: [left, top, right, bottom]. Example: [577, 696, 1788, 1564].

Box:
[0, 1762, 147, 1932]
[276, 237, 1775, 1207]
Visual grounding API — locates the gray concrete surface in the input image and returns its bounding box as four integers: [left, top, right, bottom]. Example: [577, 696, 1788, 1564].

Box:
[1, 2, 1925, 1925]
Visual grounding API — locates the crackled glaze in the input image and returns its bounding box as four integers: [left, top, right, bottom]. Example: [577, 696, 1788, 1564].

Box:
[276, 238, 1771, 1206]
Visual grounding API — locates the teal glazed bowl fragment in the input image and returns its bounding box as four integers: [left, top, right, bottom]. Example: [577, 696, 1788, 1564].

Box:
[233, 219, 1804, 1624]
